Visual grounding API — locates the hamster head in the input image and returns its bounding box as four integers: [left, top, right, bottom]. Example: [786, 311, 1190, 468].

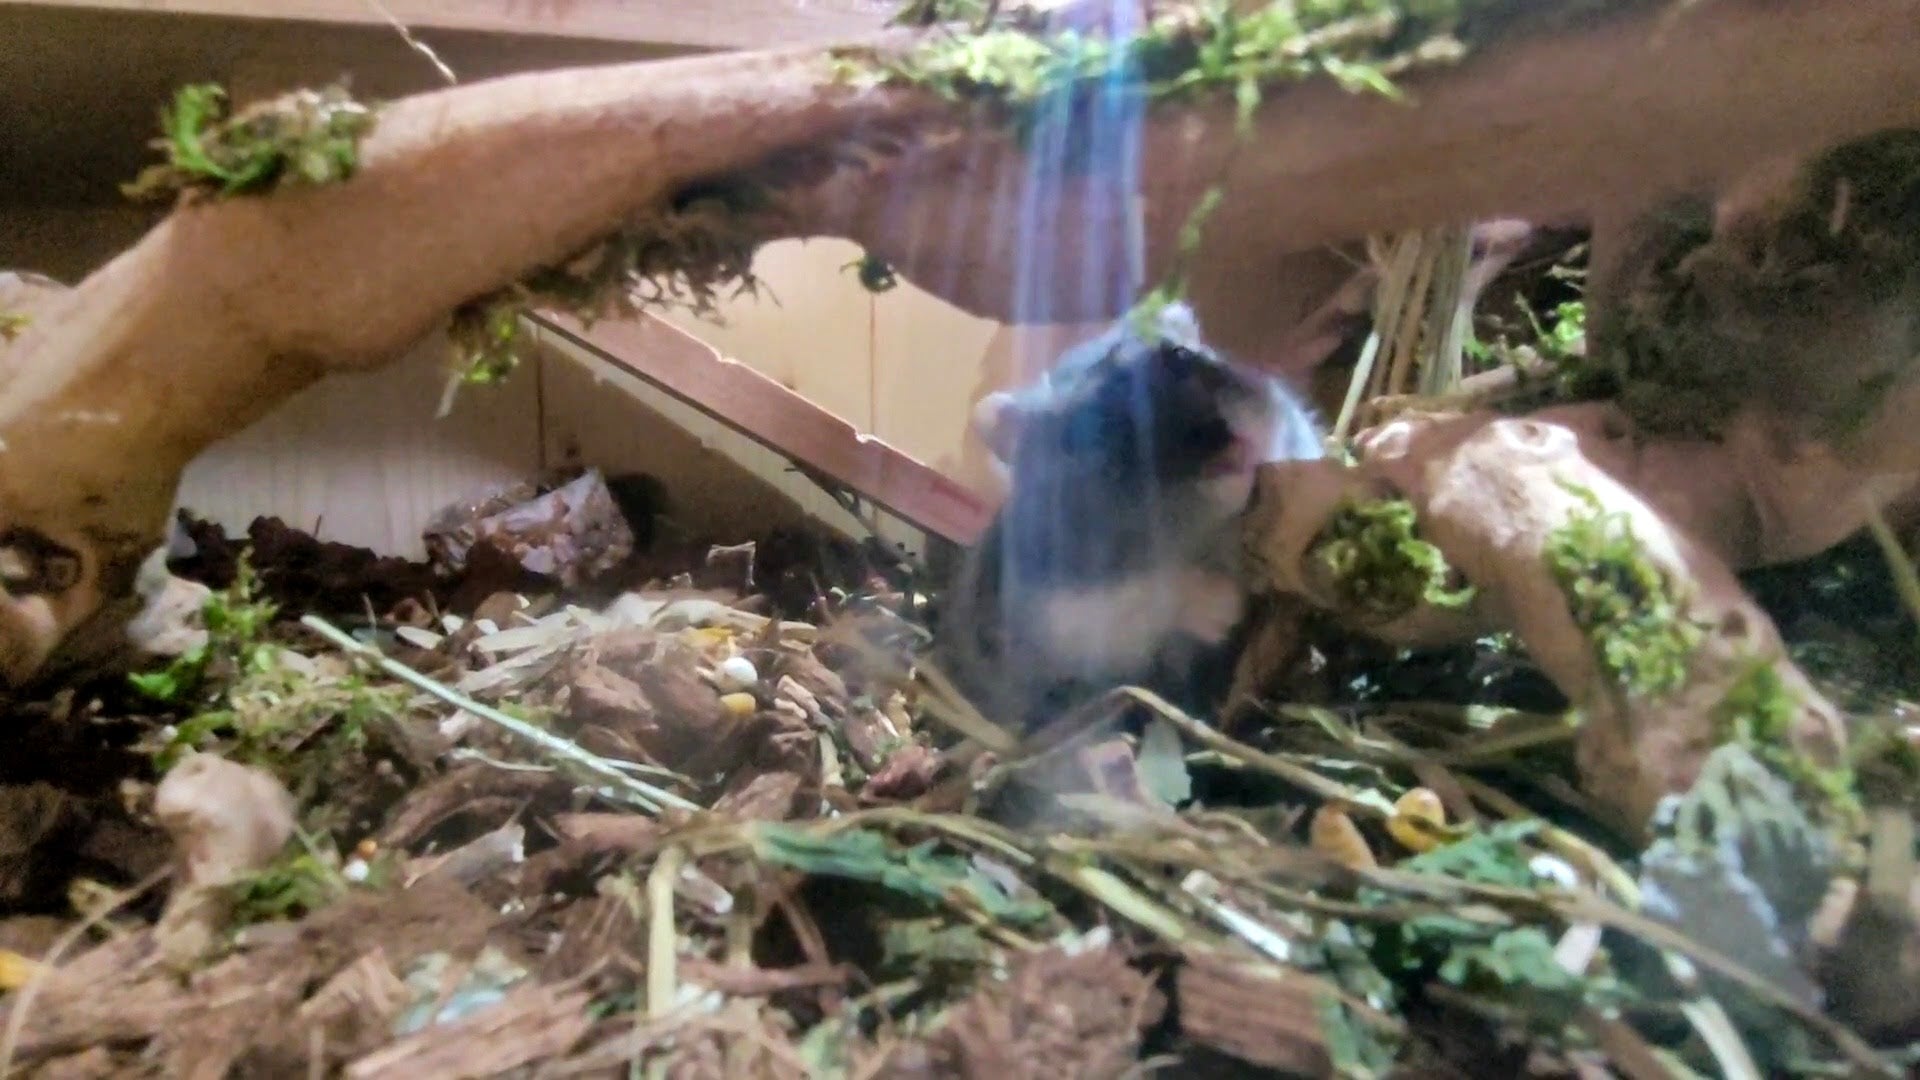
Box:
[973, 302, 1319, 582]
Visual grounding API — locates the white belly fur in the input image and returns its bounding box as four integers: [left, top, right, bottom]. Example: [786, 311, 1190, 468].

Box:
[1032, 564, 1246, 678]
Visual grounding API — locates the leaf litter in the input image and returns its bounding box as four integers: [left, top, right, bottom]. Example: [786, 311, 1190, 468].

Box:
[2, 440, 1918, 1075]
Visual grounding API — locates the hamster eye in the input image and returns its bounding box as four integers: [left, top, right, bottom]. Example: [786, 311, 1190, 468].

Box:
[1185, 416, 1233, 454]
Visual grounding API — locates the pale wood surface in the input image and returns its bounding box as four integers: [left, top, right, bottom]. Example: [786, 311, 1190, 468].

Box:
[0, 0, 895, 49]
[175, 329, 545, 558]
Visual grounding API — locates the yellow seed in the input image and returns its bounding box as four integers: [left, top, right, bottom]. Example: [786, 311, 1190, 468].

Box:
[719, 691, 757, 718]
[354, 837, 379, 860]
[1387, 787, 1449, 854]
[1309, 804, 1377, 870]
[0, 948, 46, 992]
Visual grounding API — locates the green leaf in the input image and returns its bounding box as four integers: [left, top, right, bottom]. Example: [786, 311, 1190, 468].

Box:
[750, 823, 1054, 925]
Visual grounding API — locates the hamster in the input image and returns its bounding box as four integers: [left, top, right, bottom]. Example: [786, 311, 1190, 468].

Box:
[933, 301, 1324, 728]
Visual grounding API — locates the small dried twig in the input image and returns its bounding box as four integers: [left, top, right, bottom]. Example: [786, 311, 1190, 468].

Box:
[1864, 498, 1920, 646]
[301, 614, 700, 814]
[361, 0, 458, 86]
[0, 867, 169, 1076]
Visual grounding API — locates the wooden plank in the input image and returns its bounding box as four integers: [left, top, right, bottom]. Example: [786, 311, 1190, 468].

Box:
[1, 0, 896, 50]
[534, 334, 846, 544]
[537, 333, 935, 557]
[534, 310, 993, 546]
[656, 238, 880, 430]
[869, 272, 1013, 497]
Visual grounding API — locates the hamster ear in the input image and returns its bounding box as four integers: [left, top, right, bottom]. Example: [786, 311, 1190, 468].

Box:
[971, 390, 1027, 464]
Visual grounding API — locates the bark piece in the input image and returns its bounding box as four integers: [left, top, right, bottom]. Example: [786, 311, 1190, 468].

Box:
[1175, 948, 1330, 1075]
[424, 468, 635, 589]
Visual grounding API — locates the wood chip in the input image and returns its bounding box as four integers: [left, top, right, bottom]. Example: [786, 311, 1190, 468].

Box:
[344, 983, 593, 1079]
[1175, 949, 1330, 1075]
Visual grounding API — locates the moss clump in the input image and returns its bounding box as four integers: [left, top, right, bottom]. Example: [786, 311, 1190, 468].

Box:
[0, 310, 27, 341]
[130, 554, 280, 711]
[522, 180, 772, 322]
[129, 554, 408, 804]
[1470, 296, 1613, 410]
[229, 847, 345, 926]
[1591, 129, 1920, 442]
[1713, 661, 1862, 829]
[1313, 496, 1477, 621]
[447, 179, 776, 379]
[845, 1, 1653, 135]
[447, 292, 530, 385]
[843, 1, 1475, 142]
[1542, 484, 1702, 697]
[123, 82, 376, 203]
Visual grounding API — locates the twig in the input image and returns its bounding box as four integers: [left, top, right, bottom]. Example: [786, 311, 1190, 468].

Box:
[0, 866, 169, 1076]
[1863, 499, 1920, 646]
[646, 845, 687, 1018]
[362, 0, 458, 86]
[1112, 687, 1362, 807]
[301, 614, 700, 814]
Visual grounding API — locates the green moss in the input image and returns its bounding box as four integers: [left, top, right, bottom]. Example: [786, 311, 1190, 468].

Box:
[230, 847, 343, 925]
[839, 1, 1643, 323]
[130, 554, 280, 709]
[842, 1, 1474, 141]
[1713, 661, 1862, 829]
[227, 837, 397, 927]
[447, 178, 774, 378]
[123, 82, 376, 203]
[1312, 496, 1477, 621]
[447, 293, 530, 385]
[533, 181, 771, 320]
[838, 1, 1642, 320]
[1542, 483, 1702, 697]
[843, 1, 1652, 135]
[129, 552, 408, 795]
[160, 669, 404, 780]
[0, 311, 27, 341]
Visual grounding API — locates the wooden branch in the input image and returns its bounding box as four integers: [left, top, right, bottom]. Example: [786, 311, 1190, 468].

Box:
[0, 41, 940, 687]
[794, 0, 1920, 324]
[0, 0, 894, 50]
[1244, 404, 1851, 833]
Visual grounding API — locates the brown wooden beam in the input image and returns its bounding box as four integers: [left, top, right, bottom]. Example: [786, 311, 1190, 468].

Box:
[532, 311, 994, 546]
[0, 0, 894, 50]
